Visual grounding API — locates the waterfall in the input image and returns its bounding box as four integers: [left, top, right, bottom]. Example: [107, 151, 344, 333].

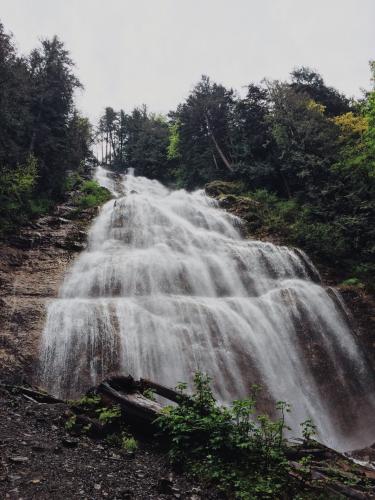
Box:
[39, 167, 375, 451]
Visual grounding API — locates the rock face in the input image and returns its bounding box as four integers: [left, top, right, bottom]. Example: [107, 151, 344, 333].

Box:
[0, 205, 97, 383]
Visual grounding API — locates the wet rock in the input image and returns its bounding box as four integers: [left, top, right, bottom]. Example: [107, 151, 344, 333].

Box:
[8, 475, 22, 481]
[118, 488, 133, 498]
[157, 476, 174, 494]
[61, 437, 78, 448]
[9, 456, 29, 463]
[205, 180, 244, 197]
[31, 443, 52, 452]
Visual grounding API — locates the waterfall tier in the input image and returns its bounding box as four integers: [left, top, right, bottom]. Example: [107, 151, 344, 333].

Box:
[40, 167, 375, 451]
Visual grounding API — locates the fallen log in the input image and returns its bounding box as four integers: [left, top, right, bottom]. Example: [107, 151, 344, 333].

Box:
[102, 375, 186, 404]
[139, 378, 186, 404]
[97, 380, 163, 429]
[2, 385, 65, 404]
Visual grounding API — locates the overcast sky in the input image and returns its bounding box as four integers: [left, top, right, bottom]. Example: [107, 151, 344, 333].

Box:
[1, 0, 374, 122]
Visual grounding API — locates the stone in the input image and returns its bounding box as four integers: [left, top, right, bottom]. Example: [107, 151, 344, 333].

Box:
[9, 456, 29, 463]
[157, 476, 174, 494]
[61, 438, 78, 448]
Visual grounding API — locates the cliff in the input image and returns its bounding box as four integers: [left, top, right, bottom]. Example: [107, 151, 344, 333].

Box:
[0, 202, 98, 383]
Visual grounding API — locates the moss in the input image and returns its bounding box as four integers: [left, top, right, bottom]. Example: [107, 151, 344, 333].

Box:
[340, 277, 365, 288]
[74, 179, 112, 209]
[205, 180, 246, 197]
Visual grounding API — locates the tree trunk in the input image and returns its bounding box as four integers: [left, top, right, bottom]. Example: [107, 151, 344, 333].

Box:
[205, 113, 233, 172]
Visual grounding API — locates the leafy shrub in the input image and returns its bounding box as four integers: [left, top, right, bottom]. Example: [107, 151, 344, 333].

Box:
[29, 197, 53, 215]
[64, 171, 84, 192]
[300, 419, 317, 442]
[105, 430, 138, 451]
[121, 435, 138, 452]
[75, 179, 112, 208]
[70, 394, 102, 411]
[0, 155, 39, 234]
[96, 404, 121, 424]
[65, 414, 77, 431]
[340, 277, 364, 288]
[156, 372, 295, 498]
[142, 388, 156, 401]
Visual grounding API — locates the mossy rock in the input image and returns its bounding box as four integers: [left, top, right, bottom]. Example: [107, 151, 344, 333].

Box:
[205, 180, 245, 197]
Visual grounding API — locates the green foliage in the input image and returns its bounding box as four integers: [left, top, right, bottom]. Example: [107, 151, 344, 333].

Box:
[28, 197, 53, 216]
[121, 435, 138, 452]
[97, 105, 172, 182]
[64, 414, 77, 431]
[300, 419, 317, 442]
[340, 277, 365, 288]
[142, 388, 156, 401]
[70, 394, 102, 410]
[167, 121, 181, 160]
[64, 171, 84, 192]
[156, 372, 295, 498]
[96, 405, 121, 424]
[105, 430, 138, 452]
[98, 64, 375, 291]
[0, 21, 93, 236]
[75, 180, 112, 208]
[0, 156, 40, 234]
[229, 185, 374, 290]
[290, 66, 350, 116]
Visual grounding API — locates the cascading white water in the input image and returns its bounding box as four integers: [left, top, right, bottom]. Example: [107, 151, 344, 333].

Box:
[40, 167, 375, 451]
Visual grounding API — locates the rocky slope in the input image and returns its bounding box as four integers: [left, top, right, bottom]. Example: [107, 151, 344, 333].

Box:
[1, 383, 374, 499]
[0, 385, 217, 500]
[0, 203, 98, 384]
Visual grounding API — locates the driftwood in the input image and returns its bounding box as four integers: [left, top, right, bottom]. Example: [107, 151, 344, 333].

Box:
[98, 380, 162, 427]
[94, 376, 180, 430]
[139, 378, 186, 404]
[2, 385, 64, 405]
[93, 375, 189, 430]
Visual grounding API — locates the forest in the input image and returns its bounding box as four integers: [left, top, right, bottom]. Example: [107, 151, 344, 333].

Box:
[1, 17, 374, 291]
[0, 22, 93, 234]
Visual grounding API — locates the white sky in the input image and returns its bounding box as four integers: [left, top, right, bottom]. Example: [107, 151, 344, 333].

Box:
[1, 0, 374, 122]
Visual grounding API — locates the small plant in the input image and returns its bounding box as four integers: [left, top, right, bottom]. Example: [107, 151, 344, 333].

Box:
[300, 418, 317, 442]
[121, 435, 138, 452]
[340, 277, 364, 288]
[71, 394, 101, 410]
[82, 423, 92, 434]
[298, 455, 312, 479]
[96, 405, 121, 424]
[105, 431, 138, 452]
[65, 414, 77, 431]
[142, 388, 156, 401]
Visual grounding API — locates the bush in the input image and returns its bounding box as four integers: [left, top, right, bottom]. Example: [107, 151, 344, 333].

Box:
[340, 277, 364, 288]
[75, 179, 112, 208]
[156, 372, 295, 498]
[121, 435, 138, 452]
[96, 404, 121, 424]
[0, 156, 39, 234]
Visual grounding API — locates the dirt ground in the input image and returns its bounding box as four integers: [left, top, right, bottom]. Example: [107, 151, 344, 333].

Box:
[0, 386, 219, 500]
